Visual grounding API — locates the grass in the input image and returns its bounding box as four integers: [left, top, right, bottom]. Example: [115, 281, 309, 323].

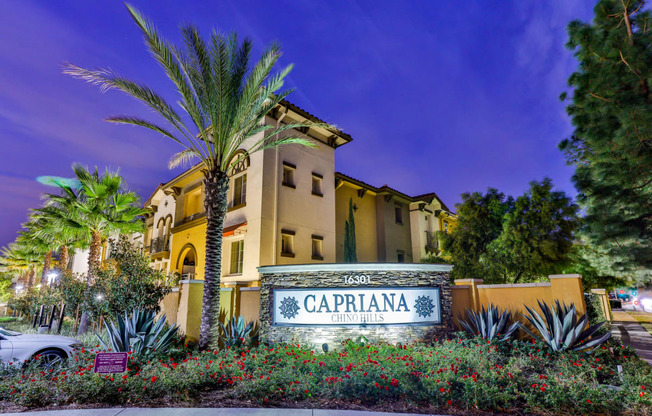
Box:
[626, 311, 652, 336]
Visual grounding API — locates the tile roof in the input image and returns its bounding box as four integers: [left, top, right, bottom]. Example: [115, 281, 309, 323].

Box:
[335, 172, 453, 213]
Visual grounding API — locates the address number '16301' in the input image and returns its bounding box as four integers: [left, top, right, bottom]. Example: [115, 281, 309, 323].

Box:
[344, 275, 370, 285]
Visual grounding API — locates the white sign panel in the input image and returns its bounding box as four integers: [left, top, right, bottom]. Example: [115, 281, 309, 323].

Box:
[273, 287, 441, 326]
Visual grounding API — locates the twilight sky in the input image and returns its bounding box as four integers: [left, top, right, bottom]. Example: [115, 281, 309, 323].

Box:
[0, 1, 594, 248]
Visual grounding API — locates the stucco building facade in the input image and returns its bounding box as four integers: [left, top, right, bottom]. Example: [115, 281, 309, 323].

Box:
[70, 101, 457, 340]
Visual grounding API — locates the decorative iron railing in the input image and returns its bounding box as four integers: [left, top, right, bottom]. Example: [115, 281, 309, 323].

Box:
[149, 237, 170, 254]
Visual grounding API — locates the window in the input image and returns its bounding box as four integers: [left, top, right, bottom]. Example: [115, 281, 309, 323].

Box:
[232, 174, 247, 208]
[282, 162, 296, 188]
[395, 206, 403, 225]
[311, 235, 323, 260]
[281, 230, 295, 257]
[230, 240, 244, 274]
[444, 221, 449, 233]
[184, 187, 202, 218]
[397, 250, 405, 263]
[312, 173, 323, 196]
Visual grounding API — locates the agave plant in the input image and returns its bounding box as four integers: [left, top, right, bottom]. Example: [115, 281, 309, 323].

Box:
[96, 309, 179, 357]
[520, 300, 611, 353]
[217, 316, 258, 349]
[458, 304, 520, 342]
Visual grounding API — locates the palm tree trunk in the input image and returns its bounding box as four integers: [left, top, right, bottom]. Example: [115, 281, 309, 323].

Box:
[59, 245, 69, 273]
[79, 231, 103, 335]
[27, 268, 35, 289]
[198, 171, 229, 350]
[87, 230, 103, 281]
[41, 251, 52, 286]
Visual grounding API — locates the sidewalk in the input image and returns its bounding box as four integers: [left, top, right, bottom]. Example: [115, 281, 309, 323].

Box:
[2, 409, 446, 416]
[611, 309, 652, 365]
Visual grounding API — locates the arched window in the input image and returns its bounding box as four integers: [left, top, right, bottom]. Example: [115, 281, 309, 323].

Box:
[228, 150, 249, 209]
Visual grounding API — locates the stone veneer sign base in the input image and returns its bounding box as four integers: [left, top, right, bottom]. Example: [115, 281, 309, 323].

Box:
[258, 263, 454, 347]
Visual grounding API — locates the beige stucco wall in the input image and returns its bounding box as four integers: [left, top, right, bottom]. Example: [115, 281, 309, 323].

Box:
[335, 183, 378, 262]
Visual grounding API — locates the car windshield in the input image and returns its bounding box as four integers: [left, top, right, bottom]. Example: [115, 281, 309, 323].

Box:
[0, 327, 21, 337]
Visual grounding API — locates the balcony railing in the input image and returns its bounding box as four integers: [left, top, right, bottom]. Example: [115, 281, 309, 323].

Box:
[149, 237, 170, 254]
[425, 231, 439, 254]
[179, 212, 206, 225]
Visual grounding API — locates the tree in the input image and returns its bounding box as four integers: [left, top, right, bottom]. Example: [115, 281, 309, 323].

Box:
[64, 5, 325, 349]
[30, 206, 88, 275]
[440, 189, 512, 280]
[560, 0, 652, 280]
[344, 198, 358, 262]
[484, 179, 580, 283]
[45, 164, 146, 333]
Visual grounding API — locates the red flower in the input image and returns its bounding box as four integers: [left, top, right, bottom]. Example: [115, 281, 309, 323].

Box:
[447, 400, 452, 406]
[151, 376, 157, 383]
[587, 400, 591, 404]
[440, 387, 445, 393]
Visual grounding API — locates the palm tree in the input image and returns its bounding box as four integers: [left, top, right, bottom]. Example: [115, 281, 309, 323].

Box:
[44, 164, 147, 333]
[64, 4, 330, 349]
[31, 204, 90, 275]
[0, 243, 43, 290]
[45, 165, 146, 277]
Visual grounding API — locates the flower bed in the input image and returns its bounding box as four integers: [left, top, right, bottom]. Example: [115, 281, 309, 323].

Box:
[1, 337, 650, 415]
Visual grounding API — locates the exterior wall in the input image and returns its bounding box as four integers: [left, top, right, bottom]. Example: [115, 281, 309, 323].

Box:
[175, 280, 204, 342]
[378, 197, 413, 262]
[268, 139, 337, 266]
[159, 289, 179, 326]
[451, 274, 588, 328]
[259, 264, 454, 346]
[590, 288, 613, 322]
[335, 184, 378, 263]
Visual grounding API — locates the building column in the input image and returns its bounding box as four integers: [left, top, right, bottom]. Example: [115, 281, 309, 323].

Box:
[454, 278, 483, 312]
[549, 274, 586, 315]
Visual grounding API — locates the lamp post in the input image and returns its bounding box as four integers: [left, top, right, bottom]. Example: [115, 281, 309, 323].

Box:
[47, 271, 58, 288]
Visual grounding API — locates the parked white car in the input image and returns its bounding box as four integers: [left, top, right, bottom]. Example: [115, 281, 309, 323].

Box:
[0, 327, 83, 367]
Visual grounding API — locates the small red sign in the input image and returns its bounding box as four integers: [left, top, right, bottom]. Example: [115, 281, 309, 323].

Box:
[93, 352, 128, 374]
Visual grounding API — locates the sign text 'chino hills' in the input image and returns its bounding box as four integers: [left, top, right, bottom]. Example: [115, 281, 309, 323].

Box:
[273, 287, 441, 326]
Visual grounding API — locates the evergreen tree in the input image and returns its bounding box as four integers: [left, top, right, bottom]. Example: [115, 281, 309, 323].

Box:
[344, 198, 357, 263]
[484, 179, 580, 283]
[560, 0, 652, 281]
[440, 189, 512, 280]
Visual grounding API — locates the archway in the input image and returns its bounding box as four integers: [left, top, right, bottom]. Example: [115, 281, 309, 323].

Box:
[177, 244, 197, 279]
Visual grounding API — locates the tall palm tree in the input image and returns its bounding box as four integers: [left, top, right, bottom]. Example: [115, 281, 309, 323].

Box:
[44, 164, 147, 333]
[64, 4, 330, 349]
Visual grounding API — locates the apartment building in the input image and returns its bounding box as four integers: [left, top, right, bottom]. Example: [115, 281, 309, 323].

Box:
[70, 101, 456, 340]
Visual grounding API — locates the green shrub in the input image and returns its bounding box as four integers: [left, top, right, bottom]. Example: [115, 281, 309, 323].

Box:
[1, 337, 650, 414]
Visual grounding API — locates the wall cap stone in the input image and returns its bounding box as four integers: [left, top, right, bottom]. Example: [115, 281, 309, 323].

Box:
[478, 283, 551, 289]
[454, 279, 484, 284]
[258, 263, 453, 274]
[549, 274, 582, 279]
[179, 279, 205, 284]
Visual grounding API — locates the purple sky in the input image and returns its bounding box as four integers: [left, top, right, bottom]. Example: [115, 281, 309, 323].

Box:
[0, 1, 594, 248]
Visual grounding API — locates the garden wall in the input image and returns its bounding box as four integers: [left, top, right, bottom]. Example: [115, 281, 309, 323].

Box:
[451, 274, 588, 325]
[258, 263, 454, 346]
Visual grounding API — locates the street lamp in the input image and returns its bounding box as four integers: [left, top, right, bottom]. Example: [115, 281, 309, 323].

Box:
[47, 271, 58, 288]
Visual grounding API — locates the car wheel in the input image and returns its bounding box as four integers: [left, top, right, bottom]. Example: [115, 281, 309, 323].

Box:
[33, 349, 67, 368]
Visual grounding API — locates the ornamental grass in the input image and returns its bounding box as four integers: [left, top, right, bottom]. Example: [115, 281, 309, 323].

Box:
[1, 336, 650, 415]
